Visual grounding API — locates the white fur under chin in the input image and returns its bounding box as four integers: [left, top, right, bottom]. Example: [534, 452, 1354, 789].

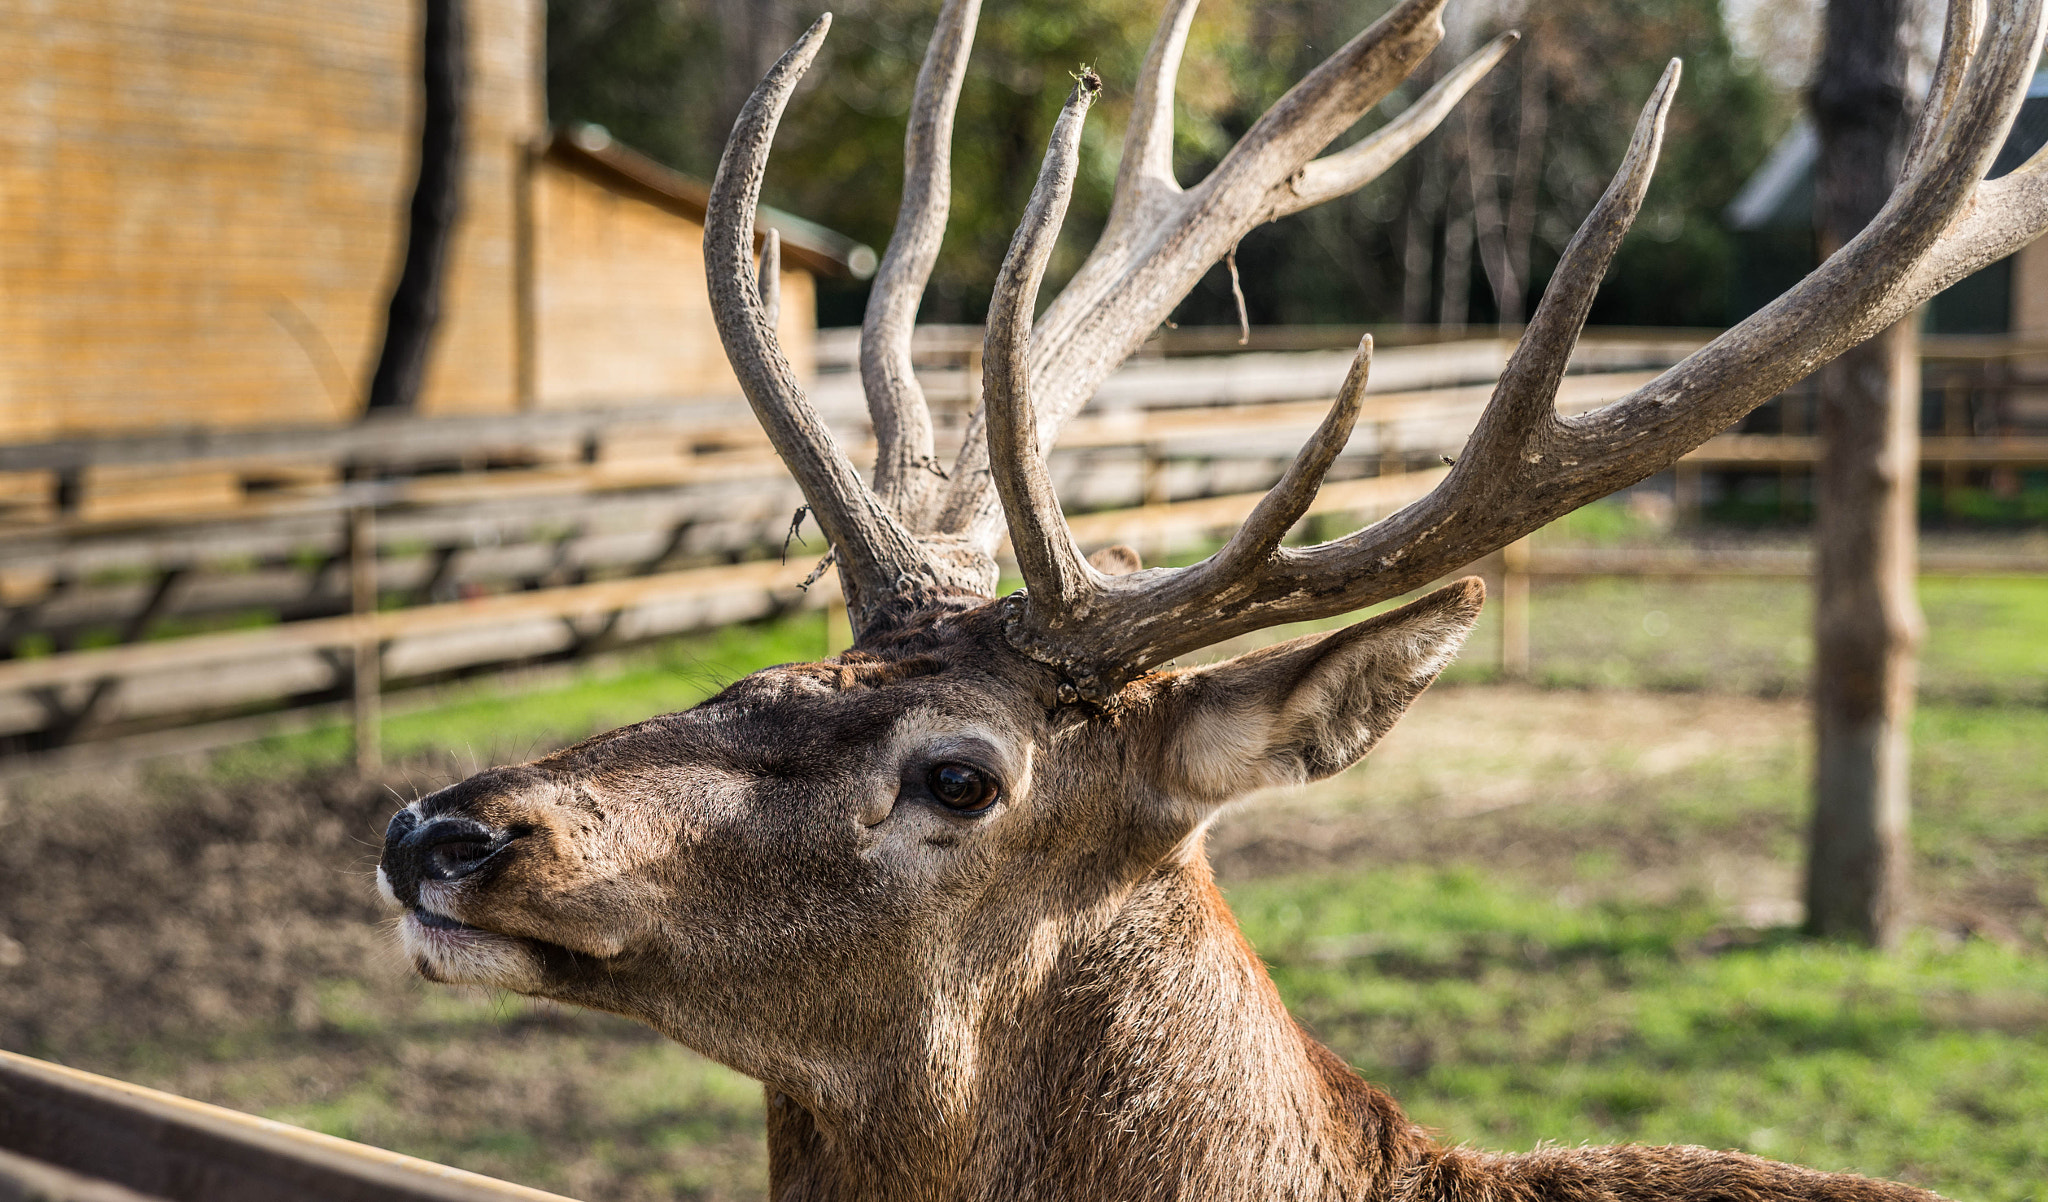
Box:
[397, 911, 544, 991]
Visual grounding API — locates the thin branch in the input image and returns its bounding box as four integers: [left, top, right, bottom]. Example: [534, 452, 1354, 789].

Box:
[1500, 51, 1550, 325]
[984, 73, 1101, 620]
[781, 503, 808, 563]
[797, 548, 837, 592]
[1465, 84, 1514, 324]
[1279, 32, 1517, 220]
[1225, 246, 1249, 345]
[860, 0, 984, 520]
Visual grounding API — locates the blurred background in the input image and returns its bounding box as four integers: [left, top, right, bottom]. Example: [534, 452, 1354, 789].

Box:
[0, 0, 2044, 1199]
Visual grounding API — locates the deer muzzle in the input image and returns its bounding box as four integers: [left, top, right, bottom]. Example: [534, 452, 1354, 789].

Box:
[379, 812, 516, 909]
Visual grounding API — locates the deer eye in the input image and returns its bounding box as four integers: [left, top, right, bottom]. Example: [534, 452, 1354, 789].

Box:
[927, 763, 999, 813]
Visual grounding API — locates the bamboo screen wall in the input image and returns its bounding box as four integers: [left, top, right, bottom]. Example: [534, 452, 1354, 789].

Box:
[530, 158, 816, 409]
[0, 0, 544, 440]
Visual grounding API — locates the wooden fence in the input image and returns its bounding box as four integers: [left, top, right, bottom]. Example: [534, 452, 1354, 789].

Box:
[0, 1048, 580, 1202]
[1, 330, 2042, 767]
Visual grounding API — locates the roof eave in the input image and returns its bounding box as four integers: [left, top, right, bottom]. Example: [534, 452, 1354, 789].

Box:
[542, 124, 877, 280]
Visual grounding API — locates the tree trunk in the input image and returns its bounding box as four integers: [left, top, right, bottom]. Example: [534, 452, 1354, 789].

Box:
[1466, 97, 1515, 325]
[1400, 135, 1443, 326]
[365, 0, 467, 415]
[1437, 131, 1474, 332]
[1803, 0, 1923, 947]
[1499, 56, 1548, 327]
[713, 0, 796, 152]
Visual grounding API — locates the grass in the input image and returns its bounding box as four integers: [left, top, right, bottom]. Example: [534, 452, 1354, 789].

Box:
[1435, 573, 2048, 702]
[1235, 870, 2048, 1202]
[205, 616, 834, 782]
[189, 566, 2048, 782]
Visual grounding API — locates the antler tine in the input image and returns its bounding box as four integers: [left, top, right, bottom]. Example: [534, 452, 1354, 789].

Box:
[860, 0, 984, 522]
[705, 15, 941, 631]
[1916, 133, 2048, 296]
[758, 227, 781, 329]
[1565, 0, 2042, 459]
[935, 0, 1492, 550]
[986, 73, 1103, 628]
[1464, 58, 1679, 468]
[1149, 0, 2039, 670]
[1902, 0, 1980, 177]
[1896, 0, 2048, 294]
[1189, 0, 1449, 211]
[1003, 0, 2048, 690]
[1104, 0, 1201, 238]
[1278, 32, 1520, 221]
[1012, 68, 1677, 685]
[1204, 336, 1372, 584]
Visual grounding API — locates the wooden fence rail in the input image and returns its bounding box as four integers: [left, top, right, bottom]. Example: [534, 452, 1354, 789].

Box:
[0, 332, 2042, 763]
[0, 1049, 579, 1202]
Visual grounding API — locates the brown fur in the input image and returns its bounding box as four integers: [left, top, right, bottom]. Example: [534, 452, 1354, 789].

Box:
[377, 580, 1948, 1202]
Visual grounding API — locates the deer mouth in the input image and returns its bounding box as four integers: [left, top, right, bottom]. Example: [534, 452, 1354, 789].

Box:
[398, 899, 603, 992]
[407, 905, 481, 934]
[398, 902, 549, 989]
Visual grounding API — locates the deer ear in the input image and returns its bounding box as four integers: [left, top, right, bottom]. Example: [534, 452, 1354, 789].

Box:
[1087, 544, 1142, 576]
[1145, 577, 1484, 806]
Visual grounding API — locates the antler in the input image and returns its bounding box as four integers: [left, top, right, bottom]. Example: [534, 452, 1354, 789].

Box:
[935, 0, 1509, 540]
[703, 16, 989, 632]
[705, 0, 1505, 636]
[987, 0, 2048, 694]
[707, 0, 2048, 686]
[860, 0, 982, 525]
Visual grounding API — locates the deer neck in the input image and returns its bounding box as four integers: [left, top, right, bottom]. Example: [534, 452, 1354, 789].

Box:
[765, 856, 1428, 1202]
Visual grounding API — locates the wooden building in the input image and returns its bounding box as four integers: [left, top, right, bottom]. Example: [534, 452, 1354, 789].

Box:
[0, 0, 870, 444]
[1725, 76, 2048, 340]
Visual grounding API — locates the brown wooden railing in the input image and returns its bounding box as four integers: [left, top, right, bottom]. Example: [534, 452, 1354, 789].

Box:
[1, 331, 2042, 767]
[0, 1049, 579, 1202]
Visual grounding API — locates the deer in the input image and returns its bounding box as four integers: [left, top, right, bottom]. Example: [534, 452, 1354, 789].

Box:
[376, 0, 2048, 1197]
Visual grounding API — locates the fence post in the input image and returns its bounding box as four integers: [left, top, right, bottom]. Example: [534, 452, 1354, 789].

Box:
[1499, 535, 1531, 679]
[1141, 443, 1170, 507]
[1941, 372, 1969, 517]
[348, 506, 382, 775]
[826, 599, 853, 656]
[1673, 460, 1703, 525]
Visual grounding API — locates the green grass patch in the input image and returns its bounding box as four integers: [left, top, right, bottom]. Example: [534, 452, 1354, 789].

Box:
[205, 612, 834, 780]
[1432, 572, 2048, 702]
[184, 568, 2048, 785]
[1232, 867, 2048, 1201]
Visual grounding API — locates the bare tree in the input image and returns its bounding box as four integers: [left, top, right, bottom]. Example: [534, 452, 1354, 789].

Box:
[1803, 0, 1933, 947]
[366, 0, 467, 415]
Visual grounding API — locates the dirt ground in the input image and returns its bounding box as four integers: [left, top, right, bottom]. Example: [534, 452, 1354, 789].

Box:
[1212, 687, 1812, 912]
[0, 683, 2038, 1199]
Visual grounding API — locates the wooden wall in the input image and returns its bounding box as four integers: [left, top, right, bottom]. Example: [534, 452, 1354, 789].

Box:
[530, 159, 814, 409]
[0, 0, 543, 440]
[2011, 240, 2048, 340]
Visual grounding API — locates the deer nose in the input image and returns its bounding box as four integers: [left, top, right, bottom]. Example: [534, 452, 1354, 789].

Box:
[380, 815, 511, 908]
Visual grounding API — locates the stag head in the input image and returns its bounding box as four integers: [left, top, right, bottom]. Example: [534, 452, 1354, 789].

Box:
[380, 0, 2047, 1195]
